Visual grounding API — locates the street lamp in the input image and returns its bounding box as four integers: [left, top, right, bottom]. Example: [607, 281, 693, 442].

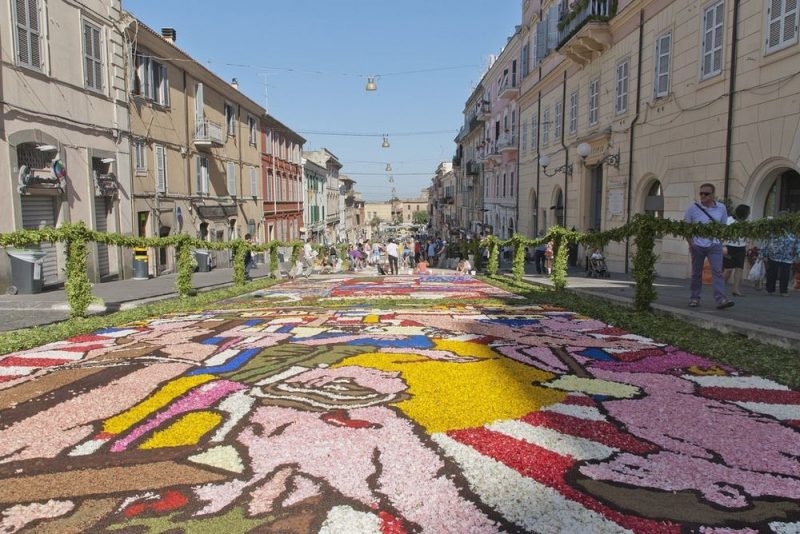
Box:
[576, 142, 621, 168]
[382, 135, 390, 148]
[539, 154, 573, 177]
[365, 76, 378, 91]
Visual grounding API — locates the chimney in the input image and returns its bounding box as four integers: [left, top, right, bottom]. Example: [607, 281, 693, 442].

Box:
[231, 78, 239, 90]
[161, 28, 176, 43]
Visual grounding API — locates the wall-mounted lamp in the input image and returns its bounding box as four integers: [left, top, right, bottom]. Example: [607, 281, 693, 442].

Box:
[381, 135, 390, 148]
[539, 154, 573, 177]
[576, 142, 621, 168]
[36, 144, 58, 152]
[365, 76, 378, 91]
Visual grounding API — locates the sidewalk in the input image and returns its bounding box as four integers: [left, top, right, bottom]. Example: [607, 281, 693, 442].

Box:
[502, 262, 800, 351]
[0, 263, 272, 332]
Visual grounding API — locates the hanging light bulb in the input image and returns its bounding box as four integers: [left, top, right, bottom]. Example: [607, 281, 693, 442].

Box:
[381, 135, 390, 148]
[388, 175, 394, 183]
[365, 76, 378, 91]
[385, 163, 392, 172]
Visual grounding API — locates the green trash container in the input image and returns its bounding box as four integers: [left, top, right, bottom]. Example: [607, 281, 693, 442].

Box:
[133, 248, 149, 280]
[6, 248, 47, 295]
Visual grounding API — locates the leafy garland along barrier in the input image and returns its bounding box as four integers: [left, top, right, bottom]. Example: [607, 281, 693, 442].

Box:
[481, 212, 800, 311]
[0, 221, 303, 317]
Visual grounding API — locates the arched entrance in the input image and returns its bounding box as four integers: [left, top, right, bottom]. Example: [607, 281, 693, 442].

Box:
[763, 169, 800, 216]
[550, 187, 564, 228]
[644, 180, 664, 218]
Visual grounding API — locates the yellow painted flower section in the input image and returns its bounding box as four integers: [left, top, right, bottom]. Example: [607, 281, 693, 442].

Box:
[335, 349, 563, 434]
[433, 339, 499, 359]
[103, 375, 215, 435]
[364, 314, 380, 323]
[139, 411, 222, 449]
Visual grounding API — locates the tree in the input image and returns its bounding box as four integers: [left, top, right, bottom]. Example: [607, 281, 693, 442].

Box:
[412, 211, 429, 225]
[370, 216, 382, 227]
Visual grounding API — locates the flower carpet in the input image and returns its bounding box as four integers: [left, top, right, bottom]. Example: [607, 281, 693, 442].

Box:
[0, 275, 799, 532]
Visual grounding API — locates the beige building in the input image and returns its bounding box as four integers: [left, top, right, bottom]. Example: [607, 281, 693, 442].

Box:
[478, 0, 800, 278]
[0, 0, 132, 291]
[396, 192, 429, 224]
[124, 19, 265, 273]
[429, 162, 456, 238]
[454, 83, 488, 237]
[304, 149, 343, 245]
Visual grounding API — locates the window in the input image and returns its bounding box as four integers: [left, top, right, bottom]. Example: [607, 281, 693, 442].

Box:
[522, 119, 528, 151]
[250, 167, 258, 197]
[531, 114, 538, 150]
[134, 140, 146, 173]
[654, 32, 672, 98]
[616, 60, 629, 114]
[521, 43, 530, 77]
[83, 20, 103, 91]
[224, 103, 236, 136]
[248, 115, 257, 145]
[510, 172, 515, 196]
[196, 156, 209, 195]
[134, 51, 169, 106]
[227, 161, 236, 196]
[589, 79, 599, 125]
[569, 91, 578, 134]
[155, 145, 167, 193]
[554, 101, 562, 139]
[13, 0, 41, 70]
[503, 173, 507, 196]
[765, 0, 798, 53]
[702, 1, 725, 77]
[543, 108, 550, 145]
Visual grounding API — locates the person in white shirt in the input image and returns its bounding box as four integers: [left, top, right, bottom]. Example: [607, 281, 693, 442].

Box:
[386, 239, 399, 275]
[302, 238, 317, 278]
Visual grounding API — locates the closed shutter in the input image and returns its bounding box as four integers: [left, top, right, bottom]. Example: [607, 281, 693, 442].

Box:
[250, 167, 258, 196]
[547, 4, 560, 51]
[83, 21, 103, 90]
[94, 197, 109, 277]
[196, 156, 208, 195]
[766, 0, 798, 52]
[654, 33, 672, 97]
[21, 196, 58, 285]
[227, 161, 236, 195]
[15, 0, 41, 69]
[535, 21, 548, 63]
[155, 145, 166, 192]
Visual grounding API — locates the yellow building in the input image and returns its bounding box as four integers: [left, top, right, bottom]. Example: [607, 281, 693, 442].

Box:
[124, 19, 265, 274]
[468, 0, 800, 278]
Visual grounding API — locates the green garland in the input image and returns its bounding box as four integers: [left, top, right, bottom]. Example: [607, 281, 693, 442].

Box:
[63, 224, 93, 318]
[483, 236, 499, 276]
[550, 230, 569, 291]
[231, 240, 248, 287]
[269, 243, 280, 277]
[631, 215, 658, 310]
[512, 235, 526, 282]
[175, 235, 195, 297]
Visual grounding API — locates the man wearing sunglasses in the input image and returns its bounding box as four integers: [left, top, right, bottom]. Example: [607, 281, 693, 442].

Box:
[684, 183, 733, 309]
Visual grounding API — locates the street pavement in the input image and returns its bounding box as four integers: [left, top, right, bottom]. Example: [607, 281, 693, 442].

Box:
[0, 274, 798, 532]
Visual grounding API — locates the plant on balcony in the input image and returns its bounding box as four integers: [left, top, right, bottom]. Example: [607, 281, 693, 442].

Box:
[557, 0, 618, 32]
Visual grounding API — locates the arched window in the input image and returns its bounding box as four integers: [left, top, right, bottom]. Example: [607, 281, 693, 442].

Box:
[764, 169, 800, 216]
[551, 188, 564, 227]
[644, 181, 664, 219]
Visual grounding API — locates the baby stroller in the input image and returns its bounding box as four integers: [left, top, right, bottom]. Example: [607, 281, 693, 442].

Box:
[587, 251, 610, 278]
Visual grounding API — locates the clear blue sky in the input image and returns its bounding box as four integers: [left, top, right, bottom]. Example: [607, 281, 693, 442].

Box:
[123, 0, 520, 201]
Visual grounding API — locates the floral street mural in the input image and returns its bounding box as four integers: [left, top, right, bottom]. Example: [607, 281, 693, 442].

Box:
[0, 275, 798, 532]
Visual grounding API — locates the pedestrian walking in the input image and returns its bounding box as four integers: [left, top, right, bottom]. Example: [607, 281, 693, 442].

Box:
[302, 238, 317, 278]
[761, 214, 799, 297]
[684, 183, 733, 309]
[723, 204, 750, 296]
[243, 234, 255, 281]
[386, 239, 399, 275]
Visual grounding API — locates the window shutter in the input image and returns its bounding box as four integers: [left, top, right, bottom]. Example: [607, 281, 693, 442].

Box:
[250, 167, 258, 196]
[547, 4, 560, 51]
[521, 44, 529, 77]
[160, 63, 170, 106]
[536, 21, 547, 63]
[227, 161, 236, 195]
[784, 0, 799, 44]
[195, 156, 203, 194]
[92, 25, 102, 89]
[15, 0, 41, 69]
[195, 83, 204, 123]
[655, 33, 672, 97]
[767, 0, 784, 50]
[155, 145, 166, 193]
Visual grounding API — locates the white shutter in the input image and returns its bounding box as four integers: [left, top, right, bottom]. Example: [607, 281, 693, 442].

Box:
[250, 167, 258, 196]
[83, 21, 103, 90]
[654, 33, 672, 97]
[548, 4, 560, 51]
[195, 156, 204, 194]
[554, 102, 562, 138]
[766, 0, 798, 52]
[195, 83, 204, 122]
[536, 21, 548, 63]
[227, 161, 236, 195]
[15, 0, 41, 69]
[569, 91, 578, 133]
[616, 61, 628, 113]
[531, 114, 538, 149]
[701, 1, 725, 78]
[155, 145, 166, 192]
[160, 63, 170, 106]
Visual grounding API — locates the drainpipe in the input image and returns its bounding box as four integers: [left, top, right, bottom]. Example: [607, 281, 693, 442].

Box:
[515, 104, 522, 236]
[183, 70, 191, 235]
[536, 91, 541, 235]
[559, 71, 569, 227]
[723, 0, 740, 203]
[624, 10, 645, 274]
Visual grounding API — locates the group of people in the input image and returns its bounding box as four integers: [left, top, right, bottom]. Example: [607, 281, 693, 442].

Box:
[684, 183, 799, 309]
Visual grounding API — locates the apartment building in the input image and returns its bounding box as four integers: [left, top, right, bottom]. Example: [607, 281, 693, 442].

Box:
[396, 192, 429, 224]
[304, 148, 343, 245]
[262, 115, 305, 242]
[479, 31, 523, 240]
[454, 83, 488, 237]
[429, 162, 456, 237]
[303, 156, 326, 241]
[480, 0, 800, 278]
[0, 0, 132, 291]
[339, 177, 365, 244]
[124, 19, 265, 274]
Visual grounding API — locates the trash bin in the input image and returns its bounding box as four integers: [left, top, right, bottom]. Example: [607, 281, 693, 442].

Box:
[195, 249, 210, 272]
[6, 248, 47, 295]
[133, 247, 149, 280]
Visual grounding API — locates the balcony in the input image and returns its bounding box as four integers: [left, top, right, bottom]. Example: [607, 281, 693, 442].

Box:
[498, 77, 519, 100]
[478, 101, 492, 121]
[468, 115, 482, 133]
[452, 155, 462, 167]
[557, 0, 616, 66]
[193, 120, 225, 148]
[497, 133, 517, 154]
[466, 160, 481, 176]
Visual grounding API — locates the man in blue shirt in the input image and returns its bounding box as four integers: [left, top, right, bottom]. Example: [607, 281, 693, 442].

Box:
[683, 183, 733, 309]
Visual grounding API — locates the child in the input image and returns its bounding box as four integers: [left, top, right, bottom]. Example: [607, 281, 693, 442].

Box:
[413, 260, 430, 275]
[544, 241, 554, 275]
